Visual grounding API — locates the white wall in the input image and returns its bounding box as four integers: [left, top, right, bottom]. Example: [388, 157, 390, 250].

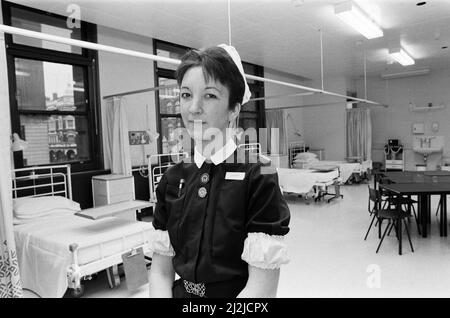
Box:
[300, 76, 347, 160]
[97, 26, 158, 168]
[356, 69, 450, 170]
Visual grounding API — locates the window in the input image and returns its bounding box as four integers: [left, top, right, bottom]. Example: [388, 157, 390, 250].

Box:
[65, 115, 76, 130]
[3, 1, 101, 172]
[154, 40, 190, 154]
[47, 117, 56, 132]
[155, 41, 188, 71]
[153, 39, 265, 154]
[9, 5, 83, 54]
[239, 63, 265, 134]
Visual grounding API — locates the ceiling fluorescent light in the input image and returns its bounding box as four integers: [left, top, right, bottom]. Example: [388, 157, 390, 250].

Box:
[389, 48, 415, 66]
[381, 68, 430, 79]
[335, 1, 383, 39]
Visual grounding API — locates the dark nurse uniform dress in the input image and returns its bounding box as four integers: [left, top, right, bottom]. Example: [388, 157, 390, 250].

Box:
[149, 139, 290, 298]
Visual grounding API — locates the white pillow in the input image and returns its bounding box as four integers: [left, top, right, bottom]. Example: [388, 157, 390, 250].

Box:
[293, 157, 319, 164]
[294, 152, 318, 161]
[13, 209, 76, 225]
[292, 163, 305, 169]
[14, 208, 78, 220]
[13, 196, 81, 218]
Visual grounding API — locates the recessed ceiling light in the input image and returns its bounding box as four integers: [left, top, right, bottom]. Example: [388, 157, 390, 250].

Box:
[416, 2, 427, 6]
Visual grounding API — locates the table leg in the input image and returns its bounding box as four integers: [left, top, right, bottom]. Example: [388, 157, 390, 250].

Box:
[418, 194, 429, 238]
[398, 218, 402, 255]
[427, 198, 431, 224]
[395, 202, 403, 255]
[442, 195, 447, 237]
[440, 195, 443, 237]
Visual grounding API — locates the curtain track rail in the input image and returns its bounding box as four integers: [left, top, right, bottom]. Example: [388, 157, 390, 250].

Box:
[0, 24, 387, 108]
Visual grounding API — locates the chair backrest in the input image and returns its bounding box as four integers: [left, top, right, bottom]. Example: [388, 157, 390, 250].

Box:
[368, 186, 382, 212]
[368, 187, 381, 202]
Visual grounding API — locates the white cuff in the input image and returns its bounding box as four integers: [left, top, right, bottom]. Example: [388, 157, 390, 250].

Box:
[241, 232, 289, 269]
[149, 225, 175, 257]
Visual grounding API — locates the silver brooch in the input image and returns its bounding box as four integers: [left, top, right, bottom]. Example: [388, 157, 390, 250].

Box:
[183, 280, 206, 297]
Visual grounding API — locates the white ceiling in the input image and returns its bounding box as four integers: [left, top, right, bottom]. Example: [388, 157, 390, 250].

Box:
[7, 0, 450, 82]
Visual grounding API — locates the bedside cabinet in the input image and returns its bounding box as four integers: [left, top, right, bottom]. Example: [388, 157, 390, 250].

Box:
[92, 174, 136, 220]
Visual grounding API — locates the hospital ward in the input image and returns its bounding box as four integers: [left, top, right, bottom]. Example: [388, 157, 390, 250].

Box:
[2, 0, 450, 299]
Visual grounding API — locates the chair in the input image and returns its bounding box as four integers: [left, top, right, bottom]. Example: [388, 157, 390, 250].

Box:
[364, 186, 414, 255]
[364, 186, 383, 241]
[364, 185, 395, 240]
[378, 178, 421, 235]
[386, 194, 420, 235]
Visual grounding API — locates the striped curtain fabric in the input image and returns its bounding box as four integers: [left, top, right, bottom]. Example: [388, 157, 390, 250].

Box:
[105, 96, 132, 176]
[346, 108, 372, 161]
[265, 110, 288, 155]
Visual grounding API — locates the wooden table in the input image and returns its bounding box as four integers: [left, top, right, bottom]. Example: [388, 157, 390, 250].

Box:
[378, 181, 450, 238]
[380, 171, 450, 184]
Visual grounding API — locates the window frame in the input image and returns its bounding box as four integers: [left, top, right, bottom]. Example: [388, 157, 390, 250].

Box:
[2, 0, 102, 172]
[153, 39, 191, 154]
[65, 115, 75, 130]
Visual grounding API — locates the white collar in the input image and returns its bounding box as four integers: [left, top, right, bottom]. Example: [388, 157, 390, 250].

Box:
[193, 138, 237, 168]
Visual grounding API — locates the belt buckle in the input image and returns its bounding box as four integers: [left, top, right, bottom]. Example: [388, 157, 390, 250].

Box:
[183, 280, 206, 297]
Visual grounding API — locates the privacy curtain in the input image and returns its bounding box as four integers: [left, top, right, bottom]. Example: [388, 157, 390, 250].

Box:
[346, 108, 372, 161]
[105, 97, 132, 175]
[266, 110, 288, 155]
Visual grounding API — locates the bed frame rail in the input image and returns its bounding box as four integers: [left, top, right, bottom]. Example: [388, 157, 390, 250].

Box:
[289, 141, 306, 168]
[11, 164, 72, 200]
[237, 142, 262, 154]
[148, 152, 189, 203]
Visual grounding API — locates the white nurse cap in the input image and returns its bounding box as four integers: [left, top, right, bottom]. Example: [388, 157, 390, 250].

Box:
[217, 44, 252, 105]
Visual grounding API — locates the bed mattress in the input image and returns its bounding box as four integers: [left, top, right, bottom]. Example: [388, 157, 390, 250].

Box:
[361, 160, 372, 172]
[296, 160, 372, 183]
[277, 168, 339, 194]
[302, 161, 360, 183]
[14, 213, 153, 298]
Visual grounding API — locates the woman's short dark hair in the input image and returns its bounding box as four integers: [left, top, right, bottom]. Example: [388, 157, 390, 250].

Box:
[175, 46, 245, 110]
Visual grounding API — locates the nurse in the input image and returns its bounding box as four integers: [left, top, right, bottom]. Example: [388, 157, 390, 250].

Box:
[148, 44, 290, 298]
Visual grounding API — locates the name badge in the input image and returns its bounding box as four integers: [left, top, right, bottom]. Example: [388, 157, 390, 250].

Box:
[225, 172, 245, 180]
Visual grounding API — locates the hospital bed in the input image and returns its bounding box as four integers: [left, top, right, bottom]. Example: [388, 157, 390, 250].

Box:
[289, 144, 372, 184]
[234, 142, 342, 202]
[12, 165, 153, 298]
[288, 141, 306, 162]
[277, 167, 343, 203]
